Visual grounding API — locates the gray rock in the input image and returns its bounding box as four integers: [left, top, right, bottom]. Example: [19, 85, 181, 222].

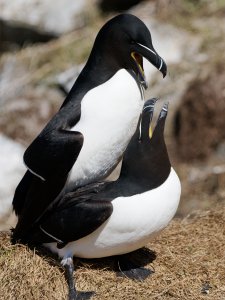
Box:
[0, 19, 56, 53]
[0, 85, 63, 145]
[0, 135, 25, 230]
[0, 0, 88, 35]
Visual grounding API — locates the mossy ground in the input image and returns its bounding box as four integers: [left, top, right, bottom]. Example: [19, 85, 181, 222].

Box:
[1, 206, 224, 300]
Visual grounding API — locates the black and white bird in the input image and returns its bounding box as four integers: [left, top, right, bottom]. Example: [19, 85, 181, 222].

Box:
[12, 14, 167, 242]
[15, 99, 181, 299]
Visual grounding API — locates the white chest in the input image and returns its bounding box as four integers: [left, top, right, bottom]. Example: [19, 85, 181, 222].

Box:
[46, 168, 181, 259]
[69, 69, 144, 187]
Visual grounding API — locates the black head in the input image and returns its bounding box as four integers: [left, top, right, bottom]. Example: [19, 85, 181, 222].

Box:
[120, 98, 171, 189]
[87, 14, 167, 89]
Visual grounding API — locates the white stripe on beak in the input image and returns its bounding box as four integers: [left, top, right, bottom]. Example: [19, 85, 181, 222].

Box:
[158, 58, 163, 71]
[143, 104, 155, 111]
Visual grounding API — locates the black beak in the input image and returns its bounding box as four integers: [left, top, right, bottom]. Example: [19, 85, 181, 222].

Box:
[132, 42, 167, 78]
[152, 102, 169, 140]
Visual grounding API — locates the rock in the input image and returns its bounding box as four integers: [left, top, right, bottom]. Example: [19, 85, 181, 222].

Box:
[177, 161, 225, 217]
[174, 65, 225, 161]
[0, 135, 25, 230]
[0, 19, 57, 53]
[0, 85, 63, 145]
[0, 0, 88, 35]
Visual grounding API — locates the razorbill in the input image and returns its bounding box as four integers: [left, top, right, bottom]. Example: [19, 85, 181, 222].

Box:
[12, 14, 167, 242]
[18, 99, 181, 299]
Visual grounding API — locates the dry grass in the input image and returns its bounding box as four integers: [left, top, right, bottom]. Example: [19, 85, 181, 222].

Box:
[0, 205, 225, 300]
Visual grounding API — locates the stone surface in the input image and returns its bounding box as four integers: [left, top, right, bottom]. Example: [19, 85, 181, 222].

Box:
[174, 66, 225, 161]
[0, 0, 88, 35]
[0, 19, 57, 53]
[0, 135, 25, 230]
[0, 85, 63, 145]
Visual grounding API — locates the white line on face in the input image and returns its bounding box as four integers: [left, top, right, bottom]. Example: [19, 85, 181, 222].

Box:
[137, 43, 156, 55]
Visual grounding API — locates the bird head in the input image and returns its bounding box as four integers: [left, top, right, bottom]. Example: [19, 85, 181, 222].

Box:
[121, 98, 171, 188]
[90, 14, 167, 89]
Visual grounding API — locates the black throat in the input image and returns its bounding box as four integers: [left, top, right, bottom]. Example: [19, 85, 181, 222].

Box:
[118, 120, 171, 195]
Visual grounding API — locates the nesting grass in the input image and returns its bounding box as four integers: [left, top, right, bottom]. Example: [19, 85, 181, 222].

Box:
[0, 205, 225, 300]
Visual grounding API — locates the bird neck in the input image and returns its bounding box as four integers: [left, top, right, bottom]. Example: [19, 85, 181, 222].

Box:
[61, 49, 120, 109]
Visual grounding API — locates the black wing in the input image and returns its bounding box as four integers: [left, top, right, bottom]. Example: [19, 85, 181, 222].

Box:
[12, 170, 34, 216]
[12, 100, 84, 243]
[12, 128, 83, 243]
[23, 102, 82, 181]
[28, 186, 113, 247]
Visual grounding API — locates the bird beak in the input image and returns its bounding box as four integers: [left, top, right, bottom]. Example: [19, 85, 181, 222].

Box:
[141, 98, 168, 141]
[149, 124, 153, 138]
[141, 98, 158, 140]
[131, 42, 167, 89]
[131, 51, 148, 89]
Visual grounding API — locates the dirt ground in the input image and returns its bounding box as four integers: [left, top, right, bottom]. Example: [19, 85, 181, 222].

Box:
[0, 205, 224, 300]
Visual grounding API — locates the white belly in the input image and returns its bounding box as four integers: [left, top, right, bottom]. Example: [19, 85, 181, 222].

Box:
[45, 168, 181, 258]
[68, 69, 144, 187]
